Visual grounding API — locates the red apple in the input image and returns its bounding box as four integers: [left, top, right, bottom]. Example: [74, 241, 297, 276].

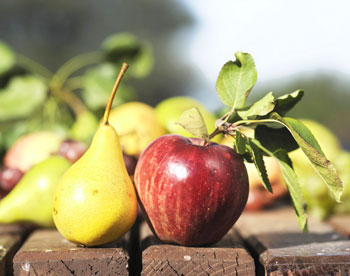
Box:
[134, 134, 249, 246]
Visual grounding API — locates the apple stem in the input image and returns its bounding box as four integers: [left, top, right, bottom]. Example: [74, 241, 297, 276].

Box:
[208, 128, 223, 140]
[103, 63, 129, 125]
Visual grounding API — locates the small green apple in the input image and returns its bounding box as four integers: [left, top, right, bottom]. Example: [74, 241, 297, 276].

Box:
[155, 97, 220, 142]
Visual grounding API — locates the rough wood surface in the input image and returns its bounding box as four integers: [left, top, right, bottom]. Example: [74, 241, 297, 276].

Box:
[0, 234, 21, 276]
[140, 222, 255, 276]
[235, 207, 350, 276]
[328, 215, 350, 238]
[13, 229, 130, 276]
[0, 224, 34, 276]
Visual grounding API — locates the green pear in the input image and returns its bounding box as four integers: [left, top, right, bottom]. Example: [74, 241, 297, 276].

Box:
[53, 63, 138, 247]
[334, 151, 350, 214]
[155, 96, 221, 142]
[0, 156, 71, 227]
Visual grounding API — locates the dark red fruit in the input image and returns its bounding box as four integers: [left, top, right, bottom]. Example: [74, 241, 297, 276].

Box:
[134, 134, 249, 246]
[0, 167, 24, 192]
[123, 152, 137, 175]
[58, 139, 87, 163]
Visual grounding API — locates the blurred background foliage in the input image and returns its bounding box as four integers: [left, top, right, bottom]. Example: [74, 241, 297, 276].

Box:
[253, 73, 350, 150]
[0, 0, 349, 154]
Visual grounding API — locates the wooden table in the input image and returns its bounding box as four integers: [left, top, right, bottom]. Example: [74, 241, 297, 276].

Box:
[1, 207, 349, 275]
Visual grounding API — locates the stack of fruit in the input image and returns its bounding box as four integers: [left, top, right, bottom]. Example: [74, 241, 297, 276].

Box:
[0, 49, 346, 249]
[0, 33, 155, 227]
[0, 82, 220, 232]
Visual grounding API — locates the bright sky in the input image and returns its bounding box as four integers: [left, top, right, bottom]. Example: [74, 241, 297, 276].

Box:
[178, 0, 350, 95]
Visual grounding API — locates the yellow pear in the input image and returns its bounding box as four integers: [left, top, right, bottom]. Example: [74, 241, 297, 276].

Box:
[53, 63, 138, 246]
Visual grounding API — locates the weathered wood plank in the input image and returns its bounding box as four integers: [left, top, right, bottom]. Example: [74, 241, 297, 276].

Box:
[0, 234, 21, 276]
[13, 229, 130, 276]
[235, 207, 350, 276]
[140, 222, 255, 276]
[328, 215, 350, 238]
[0, 224, 34, 276]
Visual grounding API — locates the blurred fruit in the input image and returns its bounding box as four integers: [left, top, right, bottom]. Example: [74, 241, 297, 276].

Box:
[220, 128, 254, 147]
[0, 156, 71, 227]
[155, 97, 221, 142]
[4, 131, 64, 172]
[289, 119, 344, 220]
[244, 157, 287, 211]
[222, 132, 287, 211]
[108, 102, 166, 156]
[58, 139, 87, 163]
[0, 167, 23, 192]
[123, 152, 137, 175]
[245, 157, 283, 189]
[334, 151, 350, 214]
[70, 111, 98, 144]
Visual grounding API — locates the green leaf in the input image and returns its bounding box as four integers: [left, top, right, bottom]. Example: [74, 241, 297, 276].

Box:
[234, 130, 247, 155]
[0, 75, 47, 122]
[101, 33, 154, 78]
[274, 149, 308, 231]
[274, 90, 304, 116]
[237, 92, 275, 120]
[270, 113, 343, 202]
[82, 63, 136, 110]
[255, 124, 299, 153]
[248, 139, 273, 193]
[216, 52, 257, 108]
[0, 42, 15, 75]
[250, 138, 308, 231]
[178, 107, 208, 140]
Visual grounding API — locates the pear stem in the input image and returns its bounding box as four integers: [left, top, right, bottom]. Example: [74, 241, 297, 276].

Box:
[103, 62, 129, 125]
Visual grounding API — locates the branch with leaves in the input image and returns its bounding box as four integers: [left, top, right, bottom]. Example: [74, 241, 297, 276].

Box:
[178, 52, 343, 231]
[0, 33, 154, 149]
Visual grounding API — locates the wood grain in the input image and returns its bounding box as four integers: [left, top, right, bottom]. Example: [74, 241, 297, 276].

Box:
[235, 207, 350, 276]
[13, 229, 130, 276]
[140, 222, 255, 276]
[0, 224, 33, 276]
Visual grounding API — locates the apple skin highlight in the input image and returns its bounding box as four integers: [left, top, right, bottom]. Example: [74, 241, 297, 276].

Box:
[135, 134, 249, 246]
